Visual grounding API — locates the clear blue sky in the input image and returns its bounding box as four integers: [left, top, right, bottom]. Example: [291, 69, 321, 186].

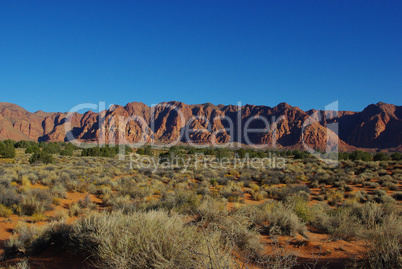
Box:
[0, 0, 400, 113]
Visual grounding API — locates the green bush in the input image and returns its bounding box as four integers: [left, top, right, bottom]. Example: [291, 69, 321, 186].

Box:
[349, 151, 372, 161]
[0, 141, 16, 158]
[29, 151, 54, 164]
[81, 146, 117, 158]
[373, 153, 390, 161]
[25, 145, 40, 154]
[137, 145, 152, 156]
[390, 152, 402, 161]
[42, 142, 62, 154]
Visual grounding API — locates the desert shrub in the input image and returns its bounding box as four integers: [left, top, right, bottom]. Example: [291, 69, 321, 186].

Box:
[162, 191, 200, 212]
[378, 174, 396, 184]
[69, 210, 233, 268]
[344, 185, 353, 192]
[307, 203, 332, 232]
[69, 203, 81, 216]
[363, 181, 380, 188]
[355, 190, 369, 203]
[106, 194, 131, 209]
[196, 186, 210, 196]
[0, 204, 13, 217]
[333, 180, 346, 188]
[215, 214, 263, 259]
[365, 214, 402, 269]
[53, 210, 69, 221]
[78, 194, 97, 210]
[250, 183, 260, 192]
[272, 184, 311, 201]
[0, 188, 20, 207]
[4, 222, 43, 256]
[196, 197, 228, 222]
[351, 202, 386, 229]
[377, 168, 388, 176]
[325, 190, 344, 206]
[264, 202, 306, 236]
[31, 213, 47, 223]
[383, 181, 398, 191]
[19, 189, 53, 215]
[262, 176, 280, 185]
[285, 195, 313, 223]
[238, 202, 306, 237]
[348, 176, 363, 185]
[326, 207, 361, 240]
[252, 191, 268, 201]
[316, 172, 336, 185]
[316, 195, 325, 201]
[373, 189, 396, 204]
[309, 180, 319, 188]
[50, 184, 67, 198]
[220, 185, 244, 202]
[392, 192, 402, 201]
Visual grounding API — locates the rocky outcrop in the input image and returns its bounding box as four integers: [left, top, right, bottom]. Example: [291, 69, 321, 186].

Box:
[0, 101, 400, 151]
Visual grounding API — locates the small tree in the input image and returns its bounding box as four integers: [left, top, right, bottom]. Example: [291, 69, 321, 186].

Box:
[390, 152, 402, 161]
[143, 145, 152, 156]
[29, 151, 54, 164]
[0, 141, 16, 158]
[350, 150, 372, 161]
[373, 152, 390, 161]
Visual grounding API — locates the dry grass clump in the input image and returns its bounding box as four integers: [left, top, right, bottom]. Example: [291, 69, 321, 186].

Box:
[69, 210, 233, 269]
[31, 213, 47, 222]
[236, 201, 307, 237]
[0, 203, 13, 217]
[364, 213, 402, 268]
[4, 222, 43, 256]
[19, 189, 53, 216]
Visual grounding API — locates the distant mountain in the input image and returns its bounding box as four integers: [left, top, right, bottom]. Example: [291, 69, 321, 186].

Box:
[0, 101, 400, 151]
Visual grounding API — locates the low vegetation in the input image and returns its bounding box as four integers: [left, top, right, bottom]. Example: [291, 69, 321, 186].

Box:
[0, 142, 400, 268]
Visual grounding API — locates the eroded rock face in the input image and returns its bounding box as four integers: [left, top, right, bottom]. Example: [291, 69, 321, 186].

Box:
[0, 101, 400, 150]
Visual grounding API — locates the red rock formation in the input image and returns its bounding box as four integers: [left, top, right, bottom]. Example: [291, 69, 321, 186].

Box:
[0, 101, 400, 151]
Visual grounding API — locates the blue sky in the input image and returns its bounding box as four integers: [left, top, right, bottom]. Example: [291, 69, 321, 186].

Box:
[0, 0, 400, 113]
